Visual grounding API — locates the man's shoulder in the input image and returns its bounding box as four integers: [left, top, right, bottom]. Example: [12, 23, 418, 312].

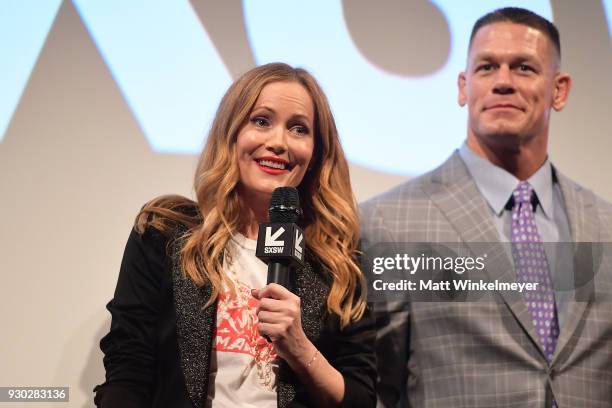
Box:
[581, 185, 612, 239]
[360, 152, 467, 212]
[358, 172, 436, 242]
[590, 189, 612, 226]
[556, 170, 612, 209]
[361, 172, 431, 211]
[361, 154, 460, 210]
[555, 170, 612, 232]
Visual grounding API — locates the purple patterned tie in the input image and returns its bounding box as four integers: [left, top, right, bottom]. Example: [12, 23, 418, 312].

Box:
[511, 181, 559, 363]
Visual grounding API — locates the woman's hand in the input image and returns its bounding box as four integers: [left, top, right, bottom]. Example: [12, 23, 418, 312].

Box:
[252, 283, 347, 407]
[251, 283, 315, 365]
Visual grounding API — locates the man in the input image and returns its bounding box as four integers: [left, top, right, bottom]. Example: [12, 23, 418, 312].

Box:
[361, 7, 612, 408]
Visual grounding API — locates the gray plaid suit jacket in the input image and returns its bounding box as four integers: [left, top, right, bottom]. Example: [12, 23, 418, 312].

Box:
[360, 151, 612, 408]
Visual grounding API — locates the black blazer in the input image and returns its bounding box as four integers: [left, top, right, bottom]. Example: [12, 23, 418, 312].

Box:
[94, 226, 376, 407]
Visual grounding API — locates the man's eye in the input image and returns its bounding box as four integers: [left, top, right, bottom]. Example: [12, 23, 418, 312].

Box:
[478, 64, 493, 72]
[518, 64, 533, 72]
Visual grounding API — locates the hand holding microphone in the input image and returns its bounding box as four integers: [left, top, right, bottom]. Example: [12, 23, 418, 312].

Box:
[253, 187, 317, 364]
[251, 284, 314, 364]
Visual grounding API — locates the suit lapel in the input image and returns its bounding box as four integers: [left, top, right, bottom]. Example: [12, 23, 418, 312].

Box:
[423, 152, 543, 353]
[171, 237, 215, 408]
[551, 170, 597, 363]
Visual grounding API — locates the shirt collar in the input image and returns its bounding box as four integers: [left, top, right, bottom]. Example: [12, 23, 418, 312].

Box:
[458, 142, 555, 219]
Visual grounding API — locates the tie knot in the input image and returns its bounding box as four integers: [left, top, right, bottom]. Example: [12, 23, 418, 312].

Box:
[512, 181, 534, 205]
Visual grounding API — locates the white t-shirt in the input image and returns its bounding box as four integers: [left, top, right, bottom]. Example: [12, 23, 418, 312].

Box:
[206, 233, 278, 408]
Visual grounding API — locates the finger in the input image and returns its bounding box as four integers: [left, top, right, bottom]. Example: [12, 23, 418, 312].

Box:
[259, 283, 297, 301]
[257, 322, 282, 341]
[257, 310, 289, 324]
[256, 297, 290, 313]
[251, 288, 262, 299]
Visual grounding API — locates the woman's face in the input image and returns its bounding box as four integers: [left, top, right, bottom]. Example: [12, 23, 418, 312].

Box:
[236, 80, 315, 201]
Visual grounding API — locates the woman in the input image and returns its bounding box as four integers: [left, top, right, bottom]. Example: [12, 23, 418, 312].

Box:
[94, 63, 375, 408]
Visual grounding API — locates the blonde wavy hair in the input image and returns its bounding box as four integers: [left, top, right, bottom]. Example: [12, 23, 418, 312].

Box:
[136, 63, 365, 326]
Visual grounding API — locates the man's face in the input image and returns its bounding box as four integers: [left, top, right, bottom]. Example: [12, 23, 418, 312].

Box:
[458, 22, 570, 150]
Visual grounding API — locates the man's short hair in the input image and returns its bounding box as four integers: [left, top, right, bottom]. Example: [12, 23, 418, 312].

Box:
[469, 7, 561, 59]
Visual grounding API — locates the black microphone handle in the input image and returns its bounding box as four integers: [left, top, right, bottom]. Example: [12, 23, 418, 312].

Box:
[266, 261, 291, 288]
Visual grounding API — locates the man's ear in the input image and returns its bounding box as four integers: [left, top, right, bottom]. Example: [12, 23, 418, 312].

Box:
[458, 72, 467, 107]
[552, 72, 572, 111]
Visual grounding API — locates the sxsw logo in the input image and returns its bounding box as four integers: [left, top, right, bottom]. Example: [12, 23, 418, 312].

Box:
[264, 226, 285, 254]
[293, 229, 303, 260]
[257, 224, 304, 264]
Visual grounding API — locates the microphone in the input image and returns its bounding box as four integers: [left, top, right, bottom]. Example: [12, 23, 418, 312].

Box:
[255, 187, 305, 289]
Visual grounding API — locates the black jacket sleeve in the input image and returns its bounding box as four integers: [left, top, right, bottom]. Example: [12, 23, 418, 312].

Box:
[329, 305, 377, 408]
[361, 202, 410, 408]
[341, 307, 377, 408]
[94, 227, 169, 407]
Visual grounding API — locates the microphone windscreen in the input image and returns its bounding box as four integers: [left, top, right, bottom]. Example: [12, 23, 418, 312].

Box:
[269, 187, 301, 223]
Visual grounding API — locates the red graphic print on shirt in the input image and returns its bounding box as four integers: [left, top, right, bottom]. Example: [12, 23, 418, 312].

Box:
[215, 281, 277, 364]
